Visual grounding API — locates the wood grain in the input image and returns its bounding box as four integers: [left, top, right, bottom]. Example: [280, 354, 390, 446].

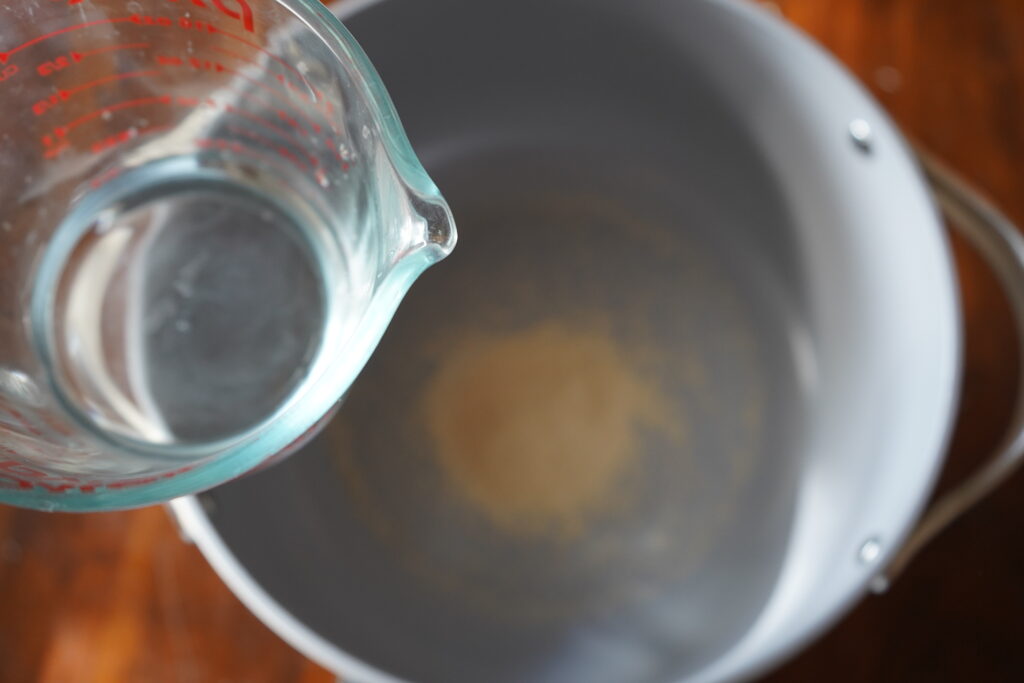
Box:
[2, 1, 1024, 681]
[0, 506, 334, 683]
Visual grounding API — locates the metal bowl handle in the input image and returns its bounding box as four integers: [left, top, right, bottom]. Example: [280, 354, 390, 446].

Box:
[872, 149, 1024, 592]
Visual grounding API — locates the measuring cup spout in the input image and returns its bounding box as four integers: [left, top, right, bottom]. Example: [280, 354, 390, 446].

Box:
[375, 155, 457, 269]
[412, 189, 458, 261]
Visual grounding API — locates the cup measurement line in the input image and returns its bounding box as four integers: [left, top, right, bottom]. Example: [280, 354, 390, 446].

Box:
[151, 54, 312, 133]
[209, 45, 324, 114]
[193, 135, 317, 178]
[35, 43, 151, 78]
[0, 16, 137, 63]
[42, 94, 345, 177]
[59, 69, 160, 100]
[89, 123, 172, 154]
[206, 46, 338, 134]
[53, 95, 175, 135]
[76, 42, 151, 59]
[223, 122, 320, 169]
[208, 24, 320, 103]
[33, 55, 327, 149]
[1, 15, 335, 134]
[48, 94, 323, 167]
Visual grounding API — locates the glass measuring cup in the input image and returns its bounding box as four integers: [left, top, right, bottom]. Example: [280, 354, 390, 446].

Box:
[0, 0, 455, 511]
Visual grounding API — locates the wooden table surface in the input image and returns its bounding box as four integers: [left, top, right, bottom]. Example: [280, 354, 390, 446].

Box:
[3, 1, 1024, 681]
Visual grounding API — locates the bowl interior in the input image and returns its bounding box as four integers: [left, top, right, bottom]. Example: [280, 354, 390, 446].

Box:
[204, 1, 808, 681]
[199, 0, 960, 681]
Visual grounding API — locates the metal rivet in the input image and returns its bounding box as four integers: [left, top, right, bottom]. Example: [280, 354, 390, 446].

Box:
[858, 537, 882, 564]
[849, 118, 873, 153]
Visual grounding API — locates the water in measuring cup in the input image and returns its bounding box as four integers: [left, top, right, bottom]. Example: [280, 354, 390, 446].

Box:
[48, 161, 358, 446]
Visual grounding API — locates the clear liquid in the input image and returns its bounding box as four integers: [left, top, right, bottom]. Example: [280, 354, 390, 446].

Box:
[47, 162, 353, 446]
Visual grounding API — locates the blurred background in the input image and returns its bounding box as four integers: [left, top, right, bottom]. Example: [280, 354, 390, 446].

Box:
[1, 0, 1023, 681]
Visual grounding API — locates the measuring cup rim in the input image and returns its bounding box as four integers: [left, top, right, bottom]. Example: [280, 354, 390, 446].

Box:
[14, 0, 454, 509]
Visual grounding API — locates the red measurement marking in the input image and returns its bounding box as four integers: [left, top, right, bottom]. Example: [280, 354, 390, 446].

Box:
[208, 26, 315, 99]
[275, 73, 314, 106]
[225, 124, 311, 172]
[38, 482, 75, 493]
[196, 137, 314, 179]
[0, 475, 35, 491]
[43, 90, 325, 170]
[210, 45, 307, 106]
[0, 64, 17, 82]
[209, 45, 315, 108]
[206, 63, 321, 136]
[191, 55, 226, 72]
[59, 69, 159, 100]
[318, 135, 352, 167]
[43, 141, 70, 159]
[33, 94, 62, 117]
[217, 58, 323, 133]
[57, 96, 173, 137]
[176, 15, 215, 34]
[156, 53, 231, 74]
[220, 103, 317, 165]
[90, 124, 170, 154]
[207, 46, 329, 134]
[164, 0, 256, 33]
[0, 458, 196, 493]
[0, 460, 50, 479]
[0, 406, 44, 438]
[288, 148, 318, 176]
[277, 109, 301, 131]
[132, 14, 176, 29]
[0, 17, 136, 64]
[90, 166, 124, 189]
[38, 413, 74, 438]
[211, 0, 254, 34]
[173, 94, 320, 166]
[78, 42, 150, 59]
[36, 45, 146, 80]
[36, 52, 81, 76]
[36, 70, 155, 117]
[105, 473, 161, 490]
